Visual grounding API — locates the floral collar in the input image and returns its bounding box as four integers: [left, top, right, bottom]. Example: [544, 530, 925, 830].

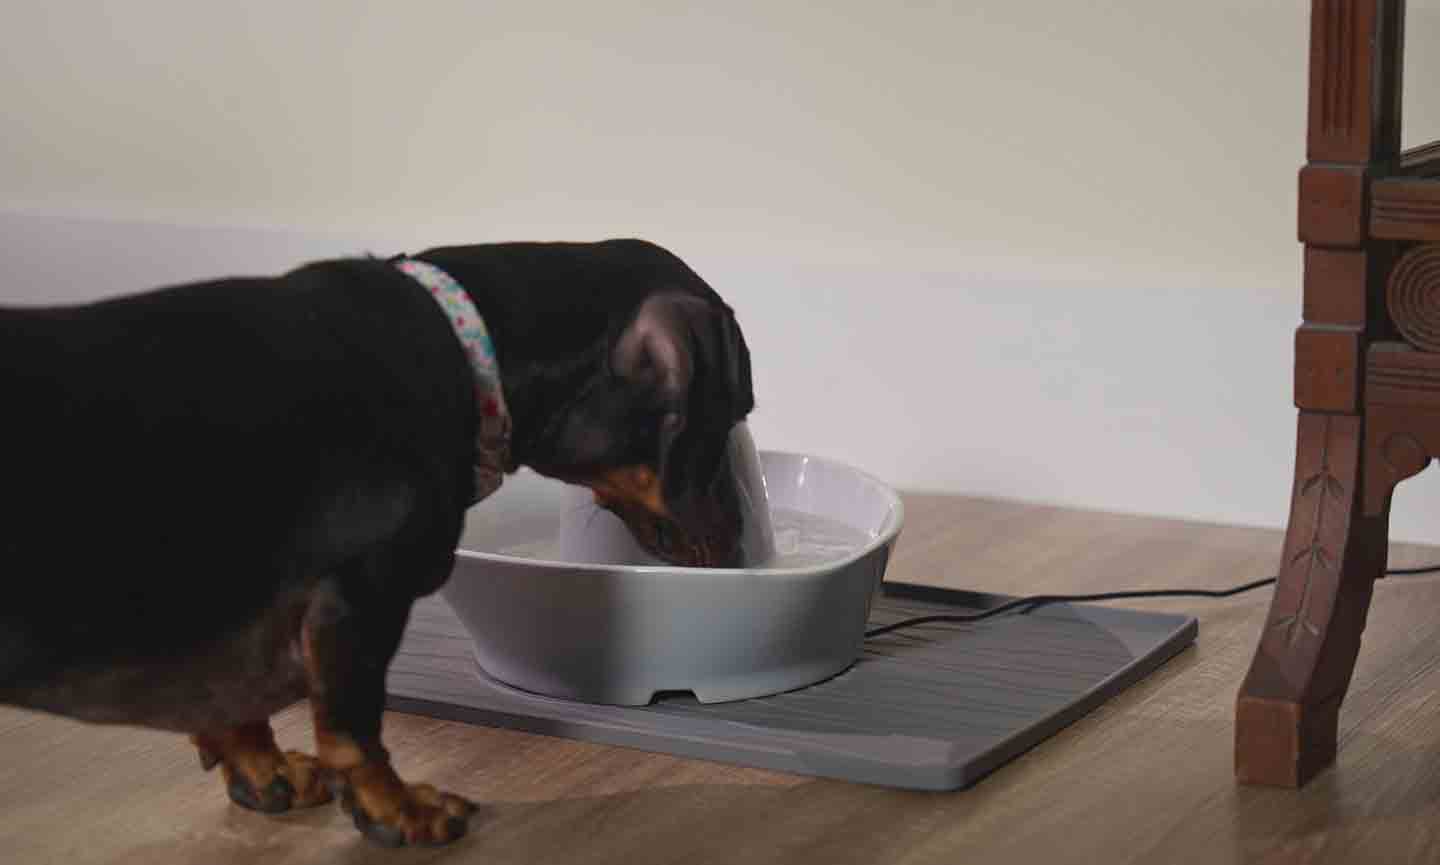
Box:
[395, 257, 511, 504]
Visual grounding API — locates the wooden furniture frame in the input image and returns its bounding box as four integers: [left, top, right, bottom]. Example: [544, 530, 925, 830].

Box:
[1235, 0, 1440, 787]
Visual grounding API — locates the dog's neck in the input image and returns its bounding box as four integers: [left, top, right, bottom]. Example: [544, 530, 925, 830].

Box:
[411, 248, 639, 475]
[393, 258, 513, 501]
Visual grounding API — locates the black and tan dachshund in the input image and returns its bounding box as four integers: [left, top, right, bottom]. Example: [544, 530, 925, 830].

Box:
[0, 239, 755, 846]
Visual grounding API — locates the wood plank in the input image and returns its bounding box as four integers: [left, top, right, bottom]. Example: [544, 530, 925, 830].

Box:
[5, 495, 1440, 864]
[1371, 177, 1440, 242]
[1304, 0, 1404, 163]
[1368, 342, 1440, 408]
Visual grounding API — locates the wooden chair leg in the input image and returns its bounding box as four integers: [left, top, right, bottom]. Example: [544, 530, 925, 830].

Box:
[1236, 412, 1390, 787]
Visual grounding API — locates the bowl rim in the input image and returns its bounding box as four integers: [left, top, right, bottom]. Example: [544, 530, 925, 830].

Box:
[454, 449, 905, 578]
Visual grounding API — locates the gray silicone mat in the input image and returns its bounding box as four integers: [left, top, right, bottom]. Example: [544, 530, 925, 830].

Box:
[385, 582, 1197, 791]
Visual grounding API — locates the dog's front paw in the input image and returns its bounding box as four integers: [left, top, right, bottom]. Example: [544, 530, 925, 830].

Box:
[332, 763, 478, 847]
[195, 727, 335, 814]
[226, 749, 334, 814]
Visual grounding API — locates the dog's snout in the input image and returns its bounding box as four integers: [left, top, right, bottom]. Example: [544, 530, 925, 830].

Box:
[579, 463, 747, 568]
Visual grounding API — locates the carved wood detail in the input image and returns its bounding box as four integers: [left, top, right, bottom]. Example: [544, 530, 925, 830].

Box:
[1314, 0, 1360, 142]
[1363, 406, 1432, 517]
[1306, 0, 1402, 163]
[1386, 244, 1440, 350]
[1367, 343, 1440, 408]
[1238, 412, 1385, 787]
[1371, 179, 1440, 242]
[1239, 0, 1408, 791]
[1263, 415, 1354, 651]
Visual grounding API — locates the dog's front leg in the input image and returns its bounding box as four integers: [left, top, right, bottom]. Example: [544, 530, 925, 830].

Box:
[302, 572, 476, 847]
[192, 721, 332, 813]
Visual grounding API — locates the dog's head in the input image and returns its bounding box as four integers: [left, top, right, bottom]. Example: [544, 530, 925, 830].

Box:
[546, 290, 754, 567]
[417, 240, 755, 567]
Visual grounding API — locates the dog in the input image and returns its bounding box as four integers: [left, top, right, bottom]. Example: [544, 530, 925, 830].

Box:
[0, 239, 755, 846]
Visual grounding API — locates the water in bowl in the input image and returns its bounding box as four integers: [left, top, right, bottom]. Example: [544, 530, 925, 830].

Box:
[766, 507, 873, 568]
[498, 506, 869, 569]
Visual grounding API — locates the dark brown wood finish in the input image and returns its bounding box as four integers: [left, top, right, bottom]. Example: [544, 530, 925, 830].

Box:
[1236, 0, 1440, 788]
[1372, 179, 1440, 242]
[1236, 414, 1388, 787]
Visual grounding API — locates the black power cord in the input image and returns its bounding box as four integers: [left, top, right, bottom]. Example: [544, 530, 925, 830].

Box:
[864, 562, 1440, 639]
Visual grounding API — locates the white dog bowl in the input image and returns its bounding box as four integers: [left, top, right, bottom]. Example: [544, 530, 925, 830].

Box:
[442, 450, 904, 706]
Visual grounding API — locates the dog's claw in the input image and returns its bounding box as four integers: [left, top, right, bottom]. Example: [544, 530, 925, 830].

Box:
[331, 770, 477, 847]
[352, 807, 407, 848]
[227, 773, 295, 814]
[206, 743, 333, 814]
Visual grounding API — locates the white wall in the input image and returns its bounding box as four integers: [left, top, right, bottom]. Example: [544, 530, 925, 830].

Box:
[5, 1, 1440, 544]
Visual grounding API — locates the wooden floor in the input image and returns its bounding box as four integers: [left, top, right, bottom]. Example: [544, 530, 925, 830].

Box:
[7, 493, 1440, 865]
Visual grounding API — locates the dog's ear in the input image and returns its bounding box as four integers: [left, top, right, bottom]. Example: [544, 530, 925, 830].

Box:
[612, 294, 700, 488]
[611, 292, 753, 518]
[612, 292, 751, 414]
[611, 293, 700, 412]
